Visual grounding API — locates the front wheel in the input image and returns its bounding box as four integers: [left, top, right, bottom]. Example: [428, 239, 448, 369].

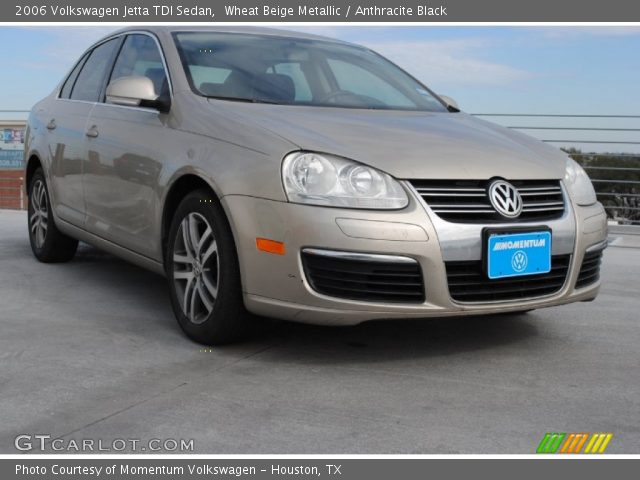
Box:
[166, 191, 252, 345]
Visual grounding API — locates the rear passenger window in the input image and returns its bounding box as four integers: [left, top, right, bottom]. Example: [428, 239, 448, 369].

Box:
[70, 38, 120, 102]
[109, 34, 169, 98]
[60, 53, 89, 99]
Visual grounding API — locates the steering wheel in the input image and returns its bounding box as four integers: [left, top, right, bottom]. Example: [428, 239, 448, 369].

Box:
[319, 90, 387, 108]
[318, 90, 355, 104]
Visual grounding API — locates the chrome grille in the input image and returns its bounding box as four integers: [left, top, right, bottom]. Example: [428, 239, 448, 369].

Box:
[409, 179, 565, 223]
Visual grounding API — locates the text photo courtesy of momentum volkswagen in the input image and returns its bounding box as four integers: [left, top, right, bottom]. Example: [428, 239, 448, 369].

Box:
[24, 26, 607, 345]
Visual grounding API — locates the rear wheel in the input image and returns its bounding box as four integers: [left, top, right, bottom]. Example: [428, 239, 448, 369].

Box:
[27, 169, 78, 263]
[166, 190, 252, 344]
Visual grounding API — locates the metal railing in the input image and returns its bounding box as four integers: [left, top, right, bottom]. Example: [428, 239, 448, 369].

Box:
[2, 111, 640, 224]
[473, 114, 640, 225]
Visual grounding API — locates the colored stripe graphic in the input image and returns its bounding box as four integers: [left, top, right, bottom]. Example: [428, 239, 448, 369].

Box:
[560, 433, 589, 453]
[573, 433, 590, 453]
[584, 433, 613, 454]
[537, 432, 613, 453]
[537, 433, 566, 453]
[560, 433, 576, 453]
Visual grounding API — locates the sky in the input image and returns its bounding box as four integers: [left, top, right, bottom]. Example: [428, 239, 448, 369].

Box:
[1, 25, 639, 151]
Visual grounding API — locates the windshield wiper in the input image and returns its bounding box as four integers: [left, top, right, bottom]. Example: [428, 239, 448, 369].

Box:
[205, 95, 280, 105]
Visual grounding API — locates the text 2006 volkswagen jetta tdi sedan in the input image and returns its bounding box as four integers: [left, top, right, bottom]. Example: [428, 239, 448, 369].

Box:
[25, 26, 607, 344]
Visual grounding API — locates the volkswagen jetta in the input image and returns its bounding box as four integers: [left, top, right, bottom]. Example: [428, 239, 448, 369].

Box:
[24, 26, 607, 344]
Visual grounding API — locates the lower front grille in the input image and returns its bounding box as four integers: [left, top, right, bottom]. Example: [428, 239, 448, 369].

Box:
[301, 249, 425, 303]
[445, 254, 571, 302]
[576, 249, 604, 289]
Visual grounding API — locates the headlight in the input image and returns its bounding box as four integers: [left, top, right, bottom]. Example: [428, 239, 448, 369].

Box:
[282, 152, 408, 209]
[564, 158, 597, 206]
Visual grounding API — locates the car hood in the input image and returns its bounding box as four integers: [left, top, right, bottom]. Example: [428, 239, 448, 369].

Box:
[207, 101, 568, 180]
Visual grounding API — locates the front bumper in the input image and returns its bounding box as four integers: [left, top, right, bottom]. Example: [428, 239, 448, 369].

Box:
[222, 186, 607, 325]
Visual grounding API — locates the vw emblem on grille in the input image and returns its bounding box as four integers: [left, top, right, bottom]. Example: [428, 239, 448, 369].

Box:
[511, 250, 528, 272]
[488, 180, 523, 218]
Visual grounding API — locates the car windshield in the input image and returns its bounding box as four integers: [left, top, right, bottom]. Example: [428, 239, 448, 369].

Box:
[173, 32, 448, 112]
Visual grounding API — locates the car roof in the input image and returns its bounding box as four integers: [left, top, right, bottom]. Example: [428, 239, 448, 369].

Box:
[110, 25, 353, 46]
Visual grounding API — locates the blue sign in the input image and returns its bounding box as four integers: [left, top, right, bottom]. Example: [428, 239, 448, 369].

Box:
[0, 150, 24, 169]
[487, 231, 552, 279]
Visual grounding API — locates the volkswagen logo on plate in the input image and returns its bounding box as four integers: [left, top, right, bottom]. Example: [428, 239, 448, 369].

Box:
[488, 180, 523, 218]
[511, 250, 528, 272]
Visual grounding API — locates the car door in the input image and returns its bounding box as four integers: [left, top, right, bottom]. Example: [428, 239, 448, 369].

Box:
[82, 33, 170, 259]
[47, 38, 120, 226]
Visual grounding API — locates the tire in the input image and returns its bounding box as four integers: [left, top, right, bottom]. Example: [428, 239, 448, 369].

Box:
[27, 168, 78, 263]
[165, 190, 252, 345]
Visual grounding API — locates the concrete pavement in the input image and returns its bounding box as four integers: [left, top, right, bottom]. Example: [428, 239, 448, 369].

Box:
[0, 209, 638, 453]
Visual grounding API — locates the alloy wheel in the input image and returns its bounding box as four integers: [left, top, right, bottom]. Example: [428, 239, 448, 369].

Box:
[172, 212, 220, 324]
[30, 180, 48, 249]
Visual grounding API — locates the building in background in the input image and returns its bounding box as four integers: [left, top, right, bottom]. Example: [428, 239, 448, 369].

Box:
[0, 120, 27, 209]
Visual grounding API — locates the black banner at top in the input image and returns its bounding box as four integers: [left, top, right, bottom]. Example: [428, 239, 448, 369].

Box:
[4, 0, 640, 22]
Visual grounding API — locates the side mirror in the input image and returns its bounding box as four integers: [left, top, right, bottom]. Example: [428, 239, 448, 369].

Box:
[439, 95, 460, 112]
[106, 76, 170, 112]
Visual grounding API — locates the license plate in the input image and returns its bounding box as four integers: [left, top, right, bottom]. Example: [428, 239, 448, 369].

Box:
[486, 230, 552, 279]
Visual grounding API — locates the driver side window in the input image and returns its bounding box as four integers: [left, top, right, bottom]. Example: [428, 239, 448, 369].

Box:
[109, 34, 169, 99]
[70, 38, 120, 102]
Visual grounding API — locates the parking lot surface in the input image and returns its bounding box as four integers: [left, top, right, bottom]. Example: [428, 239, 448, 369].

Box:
[1, 209, 638, 453]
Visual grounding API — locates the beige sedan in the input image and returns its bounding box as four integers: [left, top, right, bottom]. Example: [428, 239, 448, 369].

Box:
[24, 26, 607, 344]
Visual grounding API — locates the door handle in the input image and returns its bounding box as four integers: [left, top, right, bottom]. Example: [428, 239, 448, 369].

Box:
[46, 119, 56, 131]
[85, 126, 99, 138]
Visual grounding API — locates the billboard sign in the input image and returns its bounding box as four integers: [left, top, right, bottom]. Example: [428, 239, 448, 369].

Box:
[0, 150, 24, 169]
[1, 126, 25, 169]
